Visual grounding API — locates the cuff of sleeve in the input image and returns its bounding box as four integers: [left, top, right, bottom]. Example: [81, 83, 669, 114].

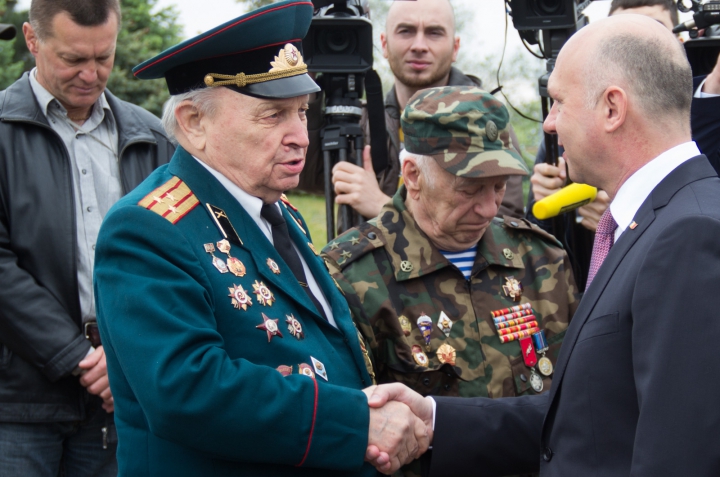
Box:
[695, 78, 720, 98]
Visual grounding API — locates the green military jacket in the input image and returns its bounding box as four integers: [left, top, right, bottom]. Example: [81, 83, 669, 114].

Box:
[323, 188, 579, 400]
[95, 148, 375, 477]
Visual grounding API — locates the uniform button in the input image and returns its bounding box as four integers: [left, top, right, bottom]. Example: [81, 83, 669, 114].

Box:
[520, 374, 527, 382]
[510, 221, 519, 227]
[543, 447, 553, 462]
[82, 169, 87, 174]
[344, 337, 349, 344]
[367, 232, 377, 240]
[422, 378, 431, 387]
[86, 207, 92, 212]
[92, 244, 96, 250]
[361, 379, 366, 385]
[444, 384, 450, 390]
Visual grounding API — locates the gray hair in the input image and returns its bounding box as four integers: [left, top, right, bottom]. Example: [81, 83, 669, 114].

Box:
[400, 149, 439, 190]
[583, 33, 692, 123]
[161, 88, 222, 145]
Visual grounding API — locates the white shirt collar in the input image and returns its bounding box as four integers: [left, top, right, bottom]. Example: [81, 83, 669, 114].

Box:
[192, 156, 279, 243]
[610, 141, 700, 242]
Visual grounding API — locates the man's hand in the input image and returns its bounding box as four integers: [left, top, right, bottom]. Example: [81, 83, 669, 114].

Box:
[702, 52, 720, 95]
[78, 346, 114, 413]
[577, 190, 610, 232]
[530, 156, 567, 202]
[332, 145, 391, 219]
[363, 384, 434, 474]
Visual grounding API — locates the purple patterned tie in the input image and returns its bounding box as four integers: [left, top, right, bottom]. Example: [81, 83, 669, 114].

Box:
[587, 209, 618, 287]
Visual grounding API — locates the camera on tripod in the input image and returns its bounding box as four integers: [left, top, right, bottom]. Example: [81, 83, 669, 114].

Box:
[675, 0, 720, 76]
[302, 0, 387, 239]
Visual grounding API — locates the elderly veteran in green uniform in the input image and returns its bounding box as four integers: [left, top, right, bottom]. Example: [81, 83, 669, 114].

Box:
[93, 2, 429, 476]
[323, 86, 579, 475]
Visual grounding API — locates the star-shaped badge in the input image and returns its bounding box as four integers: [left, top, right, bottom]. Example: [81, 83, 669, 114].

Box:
[228, 284, 252, 311]
[253, 280, 275, 306]
[329, 242, 340, 250]
[350, 237, 360, 246]
[256, 313, 283, 342]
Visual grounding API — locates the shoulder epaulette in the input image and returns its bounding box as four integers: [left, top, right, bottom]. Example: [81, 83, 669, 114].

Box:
[137, 176, 199, 224]
[322, 223, 384, 270]
[280, 194, 298, 211]
[501, 215, 562, 247]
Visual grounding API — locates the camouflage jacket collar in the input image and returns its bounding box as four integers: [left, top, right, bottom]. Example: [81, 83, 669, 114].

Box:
[368, 186, 525, 282]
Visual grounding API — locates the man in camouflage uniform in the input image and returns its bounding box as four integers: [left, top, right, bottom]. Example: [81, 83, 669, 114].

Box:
[323, 86, 578, 476]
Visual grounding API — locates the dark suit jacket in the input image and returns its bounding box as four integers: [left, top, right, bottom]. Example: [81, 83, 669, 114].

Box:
[691, 76, 720, 175]
[429, 155, 720, 476]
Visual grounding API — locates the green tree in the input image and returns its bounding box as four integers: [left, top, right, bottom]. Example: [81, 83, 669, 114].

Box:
[108, 0, 183, 116]
[0, 0, 182, 117]
[0, 0, 27, 89]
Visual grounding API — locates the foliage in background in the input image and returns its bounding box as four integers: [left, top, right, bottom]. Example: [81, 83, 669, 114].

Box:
[0, 0, 27, 89]
[0, 0, 182, 117]
[108, 0, 182, 116]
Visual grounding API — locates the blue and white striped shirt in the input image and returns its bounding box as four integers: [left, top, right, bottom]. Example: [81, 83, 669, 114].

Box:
[439, 245, 478, 280]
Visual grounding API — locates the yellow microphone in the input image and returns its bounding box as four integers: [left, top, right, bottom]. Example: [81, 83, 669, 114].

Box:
[532, 183, 598, 220]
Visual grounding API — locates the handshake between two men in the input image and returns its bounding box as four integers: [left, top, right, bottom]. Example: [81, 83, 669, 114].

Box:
[364, 384, 433, 475]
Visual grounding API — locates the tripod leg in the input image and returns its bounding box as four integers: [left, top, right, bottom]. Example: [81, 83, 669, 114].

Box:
[324, 150, 335, 243]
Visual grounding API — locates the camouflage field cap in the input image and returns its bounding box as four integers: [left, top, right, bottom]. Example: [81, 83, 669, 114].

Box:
[401, 86, 528, 178]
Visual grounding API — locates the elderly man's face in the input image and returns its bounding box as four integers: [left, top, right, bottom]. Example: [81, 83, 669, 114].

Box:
[381, 0, 459, 88]
[24, 12, 118, 116]
[202, 89, 310, 203]
[411, 160, 506, 251]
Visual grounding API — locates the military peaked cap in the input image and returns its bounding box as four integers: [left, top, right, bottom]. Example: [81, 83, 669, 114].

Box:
[132, 0, 320, 98]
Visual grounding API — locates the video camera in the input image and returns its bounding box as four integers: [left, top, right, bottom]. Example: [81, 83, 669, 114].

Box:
[0, 23, 16, 41]
[674, 0, 720, 76]
[302, 0, 387, 239]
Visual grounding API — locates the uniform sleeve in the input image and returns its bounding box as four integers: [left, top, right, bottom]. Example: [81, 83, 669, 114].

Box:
[95, 206, 369, 469]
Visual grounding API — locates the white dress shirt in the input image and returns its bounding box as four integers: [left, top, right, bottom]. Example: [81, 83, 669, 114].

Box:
[610, 141, 701, 243]
[194, 157, 337, 327]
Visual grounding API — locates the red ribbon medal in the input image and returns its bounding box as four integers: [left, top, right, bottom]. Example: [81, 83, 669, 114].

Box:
[520, 336, 538, 368]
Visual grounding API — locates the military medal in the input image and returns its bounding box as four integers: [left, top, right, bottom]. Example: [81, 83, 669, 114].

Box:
[502, 276, 523, 302]
[436, 343, 456, 366]
[252, 280, 275, 306]
[308, 242, 319, 255]
[286, 314, 304, 340]
[276, 365, 292, 376]
[267, 258, 281, 274]
[533, 330, 553, 377]
[204, 243, 229, 273]
[416, 313, 433, 346]
[529, 369, 544, 392]
[437, 311, 453, 337]
[411, 345, 429, 367]
[311, 356, 328, 381]
[299, 363, 315, 378]
[519, 337, 538, 368]
[228, 284, 252, 311]
[399, 315, 412, 336]
[256, 313, 283, 342]
[491, 302, 532, 319]
[214, 240, 246, 277]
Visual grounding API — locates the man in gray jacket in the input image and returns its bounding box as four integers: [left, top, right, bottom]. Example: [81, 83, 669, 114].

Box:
[0, 0, 173, 475]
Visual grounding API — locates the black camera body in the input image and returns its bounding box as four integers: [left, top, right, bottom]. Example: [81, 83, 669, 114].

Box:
[677, 1, 720, 76]
[509, 0, 582, 30]
[0, 23, 16, 41]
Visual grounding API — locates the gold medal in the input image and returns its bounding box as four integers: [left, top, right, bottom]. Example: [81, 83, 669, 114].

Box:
[299, 363, 315, 378]
[228, 284, 252, 311]
[538, 356, 553, 376]
[204, 243, 229, 274]
[256, 313, 282, 342]
[412, 345, 429, 367]
[502, 276, 523, 302]
[399, 315, 412, 336]
[226, 257, 246, 277]
[436, 343, 456, 366]
[252, 280, 275, 306]
[267, 258, 281, 274]
[286, 314, 304, 340]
